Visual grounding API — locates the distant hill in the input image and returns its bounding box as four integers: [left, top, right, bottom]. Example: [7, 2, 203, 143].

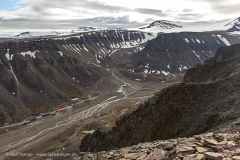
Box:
[136, 18, 240, 34]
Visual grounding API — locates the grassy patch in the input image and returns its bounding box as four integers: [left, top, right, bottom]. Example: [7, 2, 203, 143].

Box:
[79, 131, 85, 140]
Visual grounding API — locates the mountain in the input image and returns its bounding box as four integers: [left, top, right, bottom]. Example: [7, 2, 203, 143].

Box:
[225, 17, 240, 32]
[139, 20, 183, 30]
[0, 31, 64, 40]
[0, 30, 155, 124]
[14, 31, 62, 39]
[137, 18, 240, 34]
[79, 43, 240, 152]
[15, 32, 32, 39]
[119, 31, 240, 81]
[71, 26, 107, 33]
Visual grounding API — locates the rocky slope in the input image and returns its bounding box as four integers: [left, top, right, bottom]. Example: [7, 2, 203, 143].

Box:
[0, 30, 154, 124]
[122, 32, 240, 78]
[80, 120, 240, 160]
[79, 43, 240, 152]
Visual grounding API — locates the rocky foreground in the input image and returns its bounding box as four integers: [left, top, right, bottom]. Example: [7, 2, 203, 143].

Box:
[78, 119, 240, 160]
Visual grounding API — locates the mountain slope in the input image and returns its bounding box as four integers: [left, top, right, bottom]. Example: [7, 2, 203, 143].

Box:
[120, 32, 240, 80]
[225, 17, 240, 32]
[79, 43, 240, 152]
[0, 30, 154, 124]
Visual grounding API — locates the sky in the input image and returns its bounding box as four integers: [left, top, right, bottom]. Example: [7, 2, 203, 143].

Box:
[0, 0, 240, 32]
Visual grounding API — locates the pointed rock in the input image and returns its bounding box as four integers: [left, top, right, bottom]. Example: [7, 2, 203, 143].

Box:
[204, 152, 223, 160]
[204, 139, 219, 146]
[196, 154, 206, 160]
[232, 156, 240, 160]
[196, 147, 208, 153]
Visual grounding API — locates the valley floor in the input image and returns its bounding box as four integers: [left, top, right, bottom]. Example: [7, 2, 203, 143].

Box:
[0, 69, 169, 160]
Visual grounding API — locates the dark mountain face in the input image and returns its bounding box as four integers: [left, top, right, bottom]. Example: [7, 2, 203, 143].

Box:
[122, 32, 240, 77]
[0, 40, 104, 123]
[226, 18, 240, 32]
[0, 30, 154, 124]
[79, 43, 240, 152]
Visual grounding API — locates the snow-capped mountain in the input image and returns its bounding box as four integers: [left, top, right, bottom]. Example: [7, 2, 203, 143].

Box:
[139, 20, 183, 30]
[71, 26, 107, 33]
[0, 30, 65, 39]
[136, 18, 240, 34]
[225, 17, 240, 33]
[107, 26, 126, 30]
[15, 32, 33, 38]
[14, 31, 62, 39]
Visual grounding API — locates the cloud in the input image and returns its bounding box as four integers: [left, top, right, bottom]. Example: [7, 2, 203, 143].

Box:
[211, 3, 240, 15]
[182, 9, 193, 13]
[134, 8, 168, 17]
[174, 13, 205, 20]
[1, 0, 240, 31]
[20, 0, 130, 14]
[196, 0, 240, 15]
[0, 16, 143, 31]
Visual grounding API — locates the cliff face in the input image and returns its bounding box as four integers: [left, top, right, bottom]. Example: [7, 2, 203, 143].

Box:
[0, 30, 154, 124]
[79, 43, 240, 152]
[124, 32, 240, 76]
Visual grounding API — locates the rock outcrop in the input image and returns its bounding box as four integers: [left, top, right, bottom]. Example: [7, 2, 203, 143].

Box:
[79, 43, 240, 152]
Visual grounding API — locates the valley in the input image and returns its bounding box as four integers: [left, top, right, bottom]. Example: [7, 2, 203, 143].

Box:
[0, 67, 169, 160]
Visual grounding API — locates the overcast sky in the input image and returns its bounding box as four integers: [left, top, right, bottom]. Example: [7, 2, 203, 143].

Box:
[0, 0, 240, 32]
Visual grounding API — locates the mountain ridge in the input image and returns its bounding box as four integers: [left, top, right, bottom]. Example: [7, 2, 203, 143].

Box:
[136, 17, 240, 34]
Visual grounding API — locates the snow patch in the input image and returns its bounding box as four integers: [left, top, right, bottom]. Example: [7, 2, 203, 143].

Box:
[162, 70, 169, 75]
[217, 35, 231, 46]
[5, 49, 13, 60]
[193, 50, 200, 58]
[95, 54, 101, 63]
[58, 51, 63, 56]
[196, 39, 201, 43]
[82, 45, 89, 52]
[71, 98, 79, 101]
[144, 69, 148, 74]
[18, 50, 39, 58]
